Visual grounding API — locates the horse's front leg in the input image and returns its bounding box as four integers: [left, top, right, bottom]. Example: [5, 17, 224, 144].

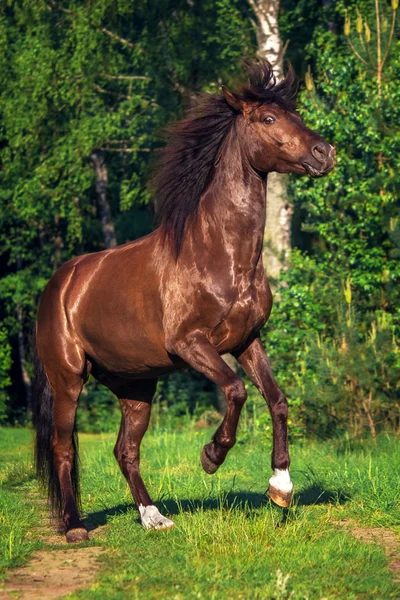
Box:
[234, 336, 293, 507]
[172, 334, 247, 473]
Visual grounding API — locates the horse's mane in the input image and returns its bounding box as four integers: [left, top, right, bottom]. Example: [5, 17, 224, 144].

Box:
[153, 59, 298, 257]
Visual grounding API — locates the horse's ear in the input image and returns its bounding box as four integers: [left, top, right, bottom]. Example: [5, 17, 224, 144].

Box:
[222, 86, 242, 111]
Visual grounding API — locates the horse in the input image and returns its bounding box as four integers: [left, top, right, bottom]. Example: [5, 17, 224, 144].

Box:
[33, 59, 335, 543]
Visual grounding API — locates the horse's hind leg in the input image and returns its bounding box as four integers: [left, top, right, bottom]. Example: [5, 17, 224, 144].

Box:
[52, 379, 88, 542]
[113, 379, 174, 530]
[35, 339, 88, 542]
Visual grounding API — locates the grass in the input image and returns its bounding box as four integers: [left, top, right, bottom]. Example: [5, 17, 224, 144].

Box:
[0, 425, 399, 599]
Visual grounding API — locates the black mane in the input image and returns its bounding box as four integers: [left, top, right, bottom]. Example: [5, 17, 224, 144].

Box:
[153, 59, 298, 257]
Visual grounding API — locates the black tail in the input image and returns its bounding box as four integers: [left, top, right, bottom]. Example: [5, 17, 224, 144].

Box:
[32, 332, 81, 518]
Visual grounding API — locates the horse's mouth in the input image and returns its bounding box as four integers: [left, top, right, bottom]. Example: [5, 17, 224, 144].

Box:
[303, 161, 334, 178]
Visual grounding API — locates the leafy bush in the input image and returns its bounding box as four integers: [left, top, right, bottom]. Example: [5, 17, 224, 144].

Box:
[77, 379, 120, 433]
[262, 260, 400, 439]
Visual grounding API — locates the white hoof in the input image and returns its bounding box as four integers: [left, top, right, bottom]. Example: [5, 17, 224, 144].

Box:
[268, 469, 293, 494]
[139, 505, 175, 530]
[268, 469, 294, 508]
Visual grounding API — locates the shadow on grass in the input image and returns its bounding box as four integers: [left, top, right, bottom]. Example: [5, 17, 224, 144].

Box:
[84, 504, 135, 531]
[160, 491, 266, 516]
[295, 484, 350, 506]
[84, 483, 350, 530]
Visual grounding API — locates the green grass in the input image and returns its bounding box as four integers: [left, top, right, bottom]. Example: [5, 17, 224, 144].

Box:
[0, 426, 399, 598]
[0, 429, 43, 574]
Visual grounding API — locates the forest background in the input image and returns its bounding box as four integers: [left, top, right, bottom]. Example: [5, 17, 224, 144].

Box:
[0, 0, 398, 441]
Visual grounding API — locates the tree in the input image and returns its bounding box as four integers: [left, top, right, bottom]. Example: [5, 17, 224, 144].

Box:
[91, 151, 117, 249]
[248, 0, 292, 280]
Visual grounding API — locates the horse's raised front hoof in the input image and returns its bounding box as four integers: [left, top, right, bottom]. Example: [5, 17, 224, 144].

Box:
[268, 484, 293, 508]
[65, 527, 90, 543]
[200, 446, 219, 474]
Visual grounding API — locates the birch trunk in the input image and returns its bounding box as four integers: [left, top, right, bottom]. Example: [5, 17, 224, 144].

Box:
[91, 150, 117, 249]
[249, 0, 292, 280]
[15, 256, 32, 411]
[16, 304, 32, 411]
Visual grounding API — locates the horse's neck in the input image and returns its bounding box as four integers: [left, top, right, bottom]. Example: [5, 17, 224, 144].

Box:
[193, 127, 267, 270]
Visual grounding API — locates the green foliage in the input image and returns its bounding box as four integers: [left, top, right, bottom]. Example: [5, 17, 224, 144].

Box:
[264, 265, 400, 438]
[298, 306, 400, 439]
[155, 370, 219, 424]
[264, 1, 400, 439]
[77, 379, 120, 434]
[293, 50, 400, 312]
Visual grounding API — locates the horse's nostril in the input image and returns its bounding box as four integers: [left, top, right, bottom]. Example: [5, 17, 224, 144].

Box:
[312, 143, 327, 162]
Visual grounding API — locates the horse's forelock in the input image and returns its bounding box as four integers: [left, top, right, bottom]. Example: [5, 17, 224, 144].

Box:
[240, 58, 298, 111]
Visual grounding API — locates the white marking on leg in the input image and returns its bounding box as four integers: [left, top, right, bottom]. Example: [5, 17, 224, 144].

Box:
[269, 469, 293, 493]
[139, 504, 175, 530]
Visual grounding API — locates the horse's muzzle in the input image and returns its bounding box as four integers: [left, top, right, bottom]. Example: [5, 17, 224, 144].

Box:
[303, 142, 335, 177]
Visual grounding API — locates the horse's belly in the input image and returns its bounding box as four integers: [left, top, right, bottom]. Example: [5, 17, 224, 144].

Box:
[80, 321, 174, 375]
[73, 291, 172, 375]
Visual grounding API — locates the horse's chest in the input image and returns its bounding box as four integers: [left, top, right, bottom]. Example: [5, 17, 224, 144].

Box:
[209, 284, 271, 352]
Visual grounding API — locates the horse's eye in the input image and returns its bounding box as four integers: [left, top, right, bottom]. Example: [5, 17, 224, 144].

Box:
[263, 116, 275, 125]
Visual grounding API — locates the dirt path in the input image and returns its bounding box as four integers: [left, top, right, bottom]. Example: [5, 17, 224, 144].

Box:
[0, 497, 107, 600]
[337, 520, 400, 583]
[1, 546, 103, 600]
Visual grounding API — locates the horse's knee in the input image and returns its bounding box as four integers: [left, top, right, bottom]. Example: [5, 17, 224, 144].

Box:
[224, 378, 247, 407]
[213, 379, 246, 449]
[216, 433, 236, 449]
[270, 392, 288, 419]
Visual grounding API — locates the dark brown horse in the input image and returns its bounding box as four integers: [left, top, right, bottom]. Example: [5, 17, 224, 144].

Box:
[33, 59, 334, 543]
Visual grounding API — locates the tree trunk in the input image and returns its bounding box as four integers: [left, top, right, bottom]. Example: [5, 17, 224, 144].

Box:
[322, 0, 336, 32]
[91, 150, 117, 249]
[53, 213, 63, 269]
[249, 0, 291, 281]
[362, 390, 377, 445]
[15, 256, 32, 412]
[251, 0, 284, 79]
[263, 172, 293, 279]
[16, 304, 32, 412]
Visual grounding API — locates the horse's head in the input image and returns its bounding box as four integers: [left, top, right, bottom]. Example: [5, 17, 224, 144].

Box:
[223, 60, 335, 177]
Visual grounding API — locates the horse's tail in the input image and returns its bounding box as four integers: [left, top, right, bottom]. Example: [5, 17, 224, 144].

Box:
[32, 329, 80, 517]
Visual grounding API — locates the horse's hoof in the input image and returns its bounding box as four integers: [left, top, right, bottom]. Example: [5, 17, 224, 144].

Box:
[139, 505, 175, 530]
[66, 528, 90, 543]
[268, 484, 292, 508]
[200, 447, 219, 474]
[152, 517, 175, 531]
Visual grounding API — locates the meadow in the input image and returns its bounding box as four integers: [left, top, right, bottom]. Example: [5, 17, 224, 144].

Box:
[0, 425, 399, 599]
